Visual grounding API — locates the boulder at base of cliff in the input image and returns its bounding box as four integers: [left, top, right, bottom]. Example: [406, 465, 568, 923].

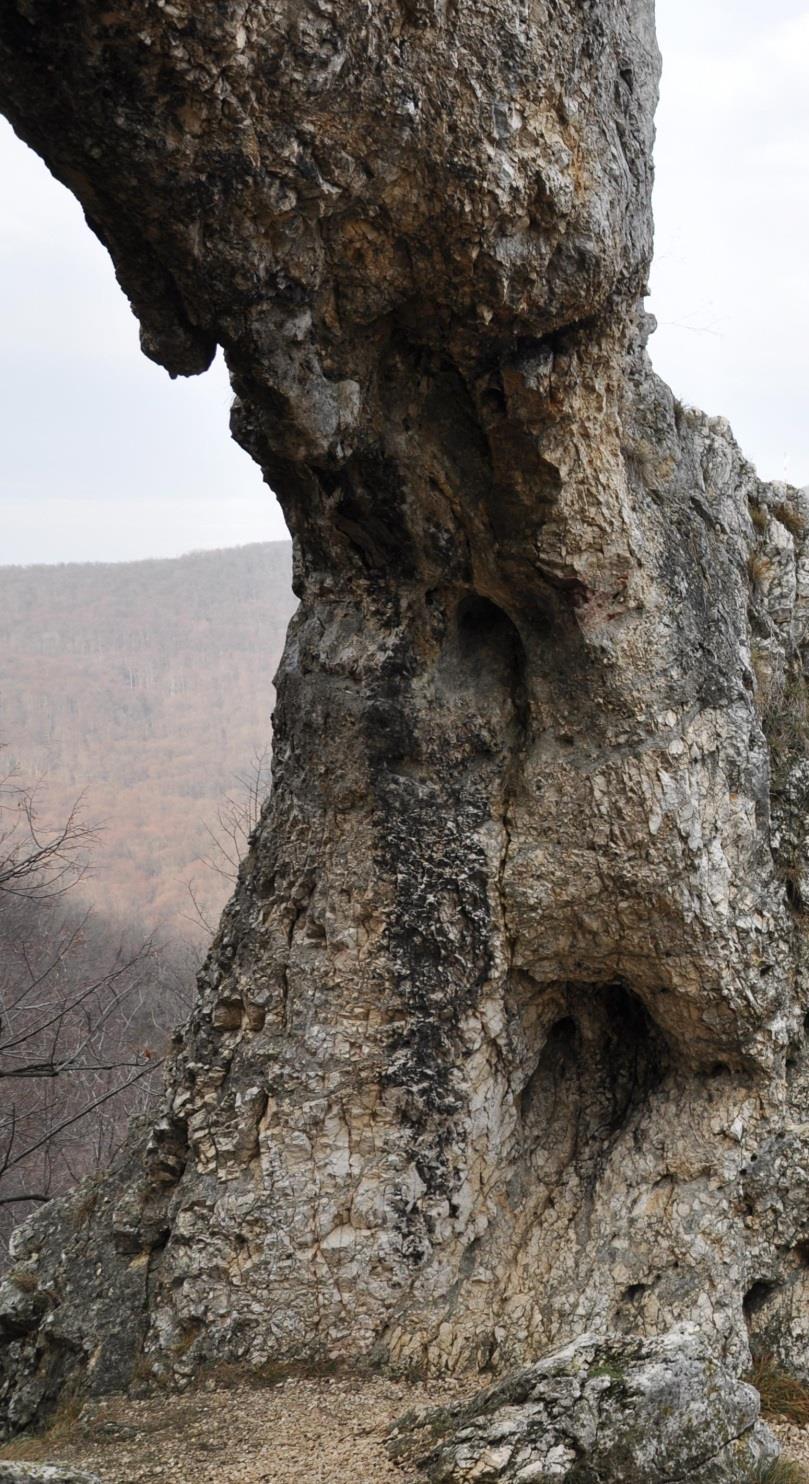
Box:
[387, 1326, 779, 1483]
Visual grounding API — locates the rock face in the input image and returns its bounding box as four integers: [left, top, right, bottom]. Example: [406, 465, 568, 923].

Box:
[387, 1328, 779, 1482]
[2, 0, 809, 1461]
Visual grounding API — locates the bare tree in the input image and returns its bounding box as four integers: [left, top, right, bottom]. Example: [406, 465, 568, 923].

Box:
[185, 744, 272, 934]
[0, 761, 194, 1251]
[0, 764, 95, 902]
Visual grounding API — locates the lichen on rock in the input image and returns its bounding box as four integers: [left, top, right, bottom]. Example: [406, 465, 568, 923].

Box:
[1, 0, 808, 1477]
[386, 1327, 779, 1482]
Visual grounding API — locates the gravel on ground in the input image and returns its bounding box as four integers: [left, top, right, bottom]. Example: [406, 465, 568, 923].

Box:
[5, 1380, 809, 1482]
[0, 1376, 470, 1484]
[774, 1422, 809, 1474]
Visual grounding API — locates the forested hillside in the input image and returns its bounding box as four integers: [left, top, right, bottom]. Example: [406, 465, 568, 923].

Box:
[0, 542, 295, 937]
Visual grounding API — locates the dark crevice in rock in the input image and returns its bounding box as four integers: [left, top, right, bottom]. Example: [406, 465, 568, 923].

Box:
[743, 1279, 779, 1325]
[517, 983, 670, 1169]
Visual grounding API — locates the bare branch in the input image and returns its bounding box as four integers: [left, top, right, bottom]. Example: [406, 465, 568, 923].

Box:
[0, 1059, 164, 1177]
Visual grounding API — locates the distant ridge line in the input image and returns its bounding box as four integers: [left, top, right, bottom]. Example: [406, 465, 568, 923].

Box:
[0, 538, 293, 575]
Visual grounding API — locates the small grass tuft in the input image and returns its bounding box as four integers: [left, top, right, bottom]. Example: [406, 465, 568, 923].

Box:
[749, 1353, 809, 1427]
[751, 648, 782, 718]
[760, 670, 809, 786]
[750, 1457, 809, 1484]
[0, 1390, 84, 1461]
[749, 551, 776, 589]
[7, 1268, 38, 1294]
[33, 1390, 84, 1444]
[71, 1184, 99, 1229]
[775, 502, 809, 540]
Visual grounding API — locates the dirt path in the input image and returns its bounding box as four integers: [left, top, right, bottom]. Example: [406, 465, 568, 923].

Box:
[4, 1379, 809, 1482]
[0, 1377, 468, 1484]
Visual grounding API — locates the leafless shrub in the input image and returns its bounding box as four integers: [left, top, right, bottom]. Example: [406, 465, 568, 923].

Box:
[185, 744, 272, 934]
[762, 670, 809, 782]
[0, 766, 94, 902]
[0, 755, 194, 1256]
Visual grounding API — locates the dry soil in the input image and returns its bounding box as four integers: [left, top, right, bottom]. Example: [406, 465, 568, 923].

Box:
[0, 1376, 466, 1484]
[2, 1379, 808, 1482]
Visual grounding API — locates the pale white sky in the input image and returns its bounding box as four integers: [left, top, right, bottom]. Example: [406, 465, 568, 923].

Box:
[0, 0, 807, 564]
[650, 0, 809, 486]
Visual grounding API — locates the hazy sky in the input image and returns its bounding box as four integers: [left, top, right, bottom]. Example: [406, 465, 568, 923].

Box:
[1, 0, 807, 565]
[651, 0, 809, 486]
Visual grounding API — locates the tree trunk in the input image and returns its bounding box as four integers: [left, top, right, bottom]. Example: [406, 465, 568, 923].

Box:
[3, 0, 809, 1436]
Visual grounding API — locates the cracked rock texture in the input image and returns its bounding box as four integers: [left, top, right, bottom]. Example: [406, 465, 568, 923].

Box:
[1, 0, 809, 1470]
[386, 1327, 779, 1482]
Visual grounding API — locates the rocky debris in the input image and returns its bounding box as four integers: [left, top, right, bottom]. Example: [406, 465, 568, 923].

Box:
[387, 1328, 779, 1483]
[0, 1467, 102, 1484]
[0, 1376, 467, 1484]
[0, 0, 809, 1472]
[774, 1424, 809, 1476]
[3, 1372, 807, 1484]
[0, 1138, 154, 1437]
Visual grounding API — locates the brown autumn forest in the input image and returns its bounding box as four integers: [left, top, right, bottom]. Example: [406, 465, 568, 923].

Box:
[0, 541, 295, 941]
[0, 542, 294, 1241]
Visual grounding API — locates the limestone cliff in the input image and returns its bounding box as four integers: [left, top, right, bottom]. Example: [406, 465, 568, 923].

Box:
[1, 0, 808, 1469]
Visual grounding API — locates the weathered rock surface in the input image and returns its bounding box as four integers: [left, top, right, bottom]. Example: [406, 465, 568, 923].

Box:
[1, 0, 809, 1474]
[387, 1327, 779, 1482]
